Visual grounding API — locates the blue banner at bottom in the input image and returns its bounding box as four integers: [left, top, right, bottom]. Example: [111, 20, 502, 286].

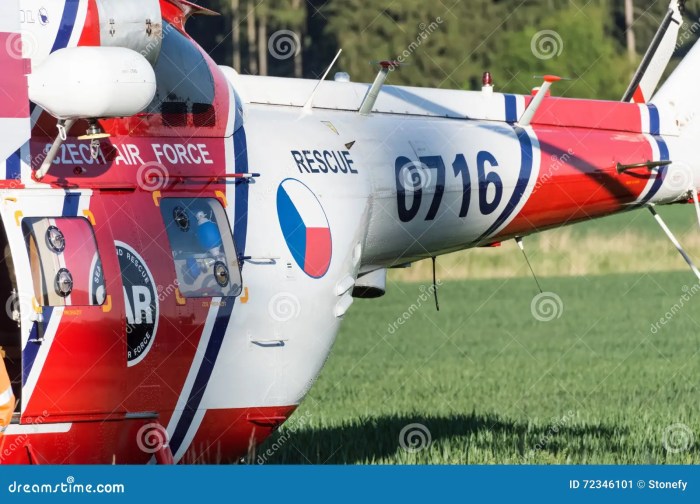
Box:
[0, 465, 697, 502]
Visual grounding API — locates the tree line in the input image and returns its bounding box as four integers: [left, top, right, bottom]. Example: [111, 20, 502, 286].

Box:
[187, 0, 700, 100]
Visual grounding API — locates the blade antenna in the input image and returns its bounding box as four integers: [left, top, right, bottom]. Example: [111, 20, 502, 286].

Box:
[303, 49, 343, 111]
[515, 236, 543, 294]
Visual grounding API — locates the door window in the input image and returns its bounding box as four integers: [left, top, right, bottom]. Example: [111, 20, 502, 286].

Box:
[22, 217, 106, 307]
[159, 198, 242, 298]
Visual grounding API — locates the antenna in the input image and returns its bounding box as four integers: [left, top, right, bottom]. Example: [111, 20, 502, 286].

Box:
[518, 75, 563, 127]
[359, 60, 399, 115]
[515, 236, 543, 293]
[431, 256, 440, 311]
[303, 49, 343, 111]
[649, 206, 700, 282]
[35, 119, 76, 180]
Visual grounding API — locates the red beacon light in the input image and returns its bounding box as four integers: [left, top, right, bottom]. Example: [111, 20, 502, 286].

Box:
[482, 71, 494, 96]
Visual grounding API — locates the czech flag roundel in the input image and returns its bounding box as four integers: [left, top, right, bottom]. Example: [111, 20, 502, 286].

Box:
[276, 178, 332, 278]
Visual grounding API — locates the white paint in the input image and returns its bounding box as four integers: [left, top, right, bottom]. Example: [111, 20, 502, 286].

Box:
[5, 422, 72, 435]
[152, 143, 213, 166]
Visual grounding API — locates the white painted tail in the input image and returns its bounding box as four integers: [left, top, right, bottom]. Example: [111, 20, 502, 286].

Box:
[652, 36, 700, 134]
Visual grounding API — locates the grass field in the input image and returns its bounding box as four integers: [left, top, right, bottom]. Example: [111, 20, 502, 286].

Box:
[392, 204, 700, 281]
[256, 206, 700, 464]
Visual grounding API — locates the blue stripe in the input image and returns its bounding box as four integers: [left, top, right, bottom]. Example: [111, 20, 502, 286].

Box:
[169, 128, 250, 454]
[6, 149, 20, 181]
[630, 105, 668, 207]
[169, 301, 235, 454]
[277, 185, 307, 270]
[635, 135, 669, 207]
[22, 307, 53, 385]
[50, 0, 80, 53]
[504, 94, 518, 123]
[475, 127, 533, 243]
[62, 192, 80, 217]
[648, 105, 660, 136]
[656, 135, 670, 161]
[233, 128, 249, 253]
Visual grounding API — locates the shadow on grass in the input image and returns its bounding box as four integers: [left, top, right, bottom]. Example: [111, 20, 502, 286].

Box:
[254, 411, 628, 464]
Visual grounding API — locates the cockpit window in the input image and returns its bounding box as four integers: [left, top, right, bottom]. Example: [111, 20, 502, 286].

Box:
[22, 217, 106, 307]
[159, 198, 242, 298]
[146, 21, 216, 127]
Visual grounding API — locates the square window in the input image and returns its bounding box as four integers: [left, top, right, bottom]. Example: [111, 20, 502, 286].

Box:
[22, 217, 106, 307]
[159, 198, 242, 298]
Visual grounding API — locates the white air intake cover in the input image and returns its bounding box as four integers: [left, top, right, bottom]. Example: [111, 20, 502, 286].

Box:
[28, 46, 156, 120]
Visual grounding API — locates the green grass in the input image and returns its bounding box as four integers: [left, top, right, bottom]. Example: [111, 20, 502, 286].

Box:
[563, 203, 697, 237]
[391, 204, 700, 281]
[257, 271, 700, 464]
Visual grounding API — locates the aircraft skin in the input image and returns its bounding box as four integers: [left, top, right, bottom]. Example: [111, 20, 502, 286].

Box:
[0, 0, 696, 464]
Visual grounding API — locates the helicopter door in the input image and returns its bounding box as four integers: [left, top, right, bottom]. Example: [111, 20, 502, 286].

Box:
[20, 216, 124, 418]
[0, 218, 19, 418]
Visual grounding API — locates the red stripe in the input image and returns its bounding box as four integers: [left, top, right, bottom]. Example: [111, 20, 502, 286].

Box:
[523, 96, 642, 133]
[501, 127, 654, 237]
[0, 33, 29, 119]
[632, 85, 646, 104]
[78, 0, 101, 46]
[181, 406, 297, 464]
[304, 227, 331, 277]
